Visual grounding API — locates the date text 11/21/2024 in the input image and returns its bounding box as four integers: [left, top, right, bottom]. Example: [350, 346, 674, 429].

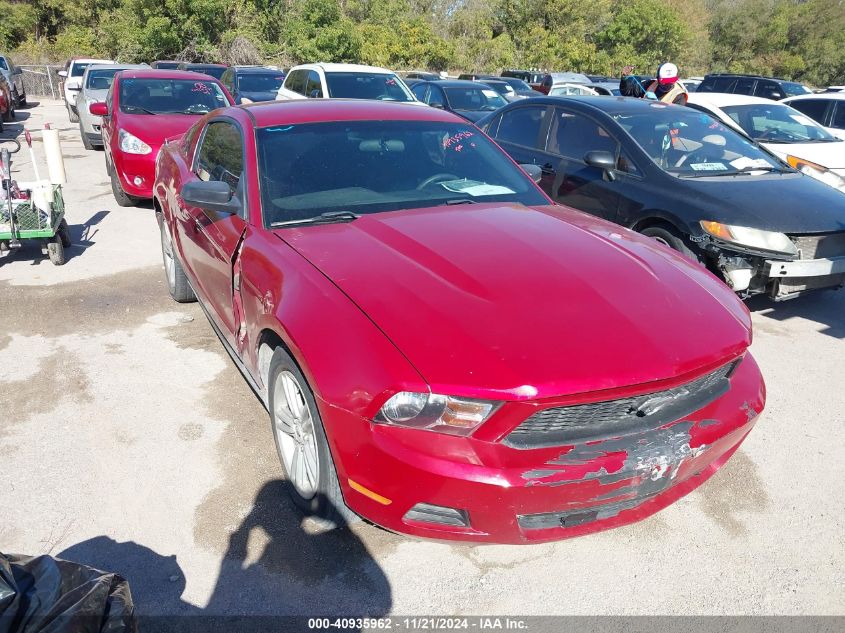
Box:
[307, 617, 529, 630]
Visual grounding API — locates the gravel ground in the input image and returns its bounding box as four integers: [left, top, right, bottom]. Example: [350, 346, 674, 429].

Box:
[1, 100, 843, 618]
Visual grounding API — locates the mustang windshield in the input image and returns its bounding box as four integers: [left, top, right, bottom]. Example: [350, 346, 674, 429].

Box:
[324, 72, 414, 101]
[257, 120, 547, 226]
[616, 108, 785, 176]
[720, 103, 838, 144]
[119, 78, 228, 115]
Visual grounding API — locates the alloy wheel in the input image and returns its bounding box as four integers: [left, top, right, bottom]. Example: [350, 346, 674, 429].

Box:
[160, 224, 176, 292]
[272, 370, 320, 499]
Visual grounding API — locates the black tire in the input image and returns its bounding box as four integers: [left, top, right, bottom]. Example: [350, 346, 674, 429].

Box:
[267, 346, 358, 529]
[80, 121, 93, 150]
[158, 216, 196, 303]
[641, 225, 701, 263]
[110, 168, 140, 207]
[3, 99, 14, 122]
[58, 219, 71, 248]
[47, 235, 66, 265]
[67, 103, 79, 123]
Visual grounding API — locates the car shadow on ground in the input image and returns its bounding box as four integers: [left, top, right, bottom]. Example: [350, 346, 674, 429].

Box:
[0, 111, 32, 141]
[747, 289, 845, 338]
[57, 480, 392, 631]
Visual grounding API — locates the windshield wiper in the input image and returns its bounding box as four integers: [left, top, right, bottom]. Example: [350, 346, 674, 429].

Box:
[444, 198, 478, 205]
[679, 165, 786, 178]
[124, 106, 157, 115]
[733, 165, 787, 174]
[270, 211, 360, 228]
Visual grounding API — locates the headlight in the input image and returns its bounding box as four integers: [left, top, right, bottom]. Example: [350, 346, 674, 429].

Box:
[374, 392, 498, 436]
[118, 129, 152, 155]
[786, 155, 845, 191]
[700, 220, 798, 256]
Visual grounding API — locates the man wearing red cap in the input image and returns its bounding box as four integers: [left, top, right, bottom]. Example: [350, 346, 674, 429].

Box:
[619, 62, 688, 105]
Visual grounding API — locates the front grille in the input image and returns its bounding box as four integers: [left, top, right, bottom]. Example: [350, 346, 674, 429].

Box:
[792, 232, 845, 260]
[504, 360, 739, 449]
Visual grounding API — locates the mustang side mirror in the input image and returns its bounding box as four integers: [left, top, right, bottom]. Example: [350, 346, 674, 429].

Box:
[181, 180, 241, 215]
[520, 163, 543, 184]
[584, 150, 617, 181]
[89, 102, 109, 116]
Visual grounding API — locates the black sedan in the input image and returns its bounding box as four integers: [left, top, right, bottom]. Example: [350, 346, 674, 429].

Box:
[220, 65, 286, 104]
[411, 80, 508, 122]
[477, 96, 845, 300]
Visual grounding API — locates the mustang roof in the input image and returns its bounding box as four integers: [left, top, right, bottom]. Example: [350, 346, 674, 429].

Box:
[116, 69, 224, 82]
[245, 98, 463, 127]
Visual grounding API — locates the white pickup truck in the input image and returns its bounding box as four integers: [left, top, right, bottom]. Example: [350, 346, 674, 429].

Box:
[58, 57, 114, 122]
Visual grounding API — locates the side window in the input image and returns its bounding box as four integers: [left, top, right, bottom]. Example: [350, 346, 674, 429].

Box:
[411, 83, 428, 102]
[495, 106, 546, 148]
[734, 78, 755, 95]
[427, 85, 445, 107]
[831, 103, 845, 130]
[755, 80, 782, 100]
[285, 70, 306, 95]
[195, 121, 246, 217]
[616, 148, 640, 176]
[789, 99, 831, 125]
[305, 70, 322, 98]
[546, 109, 618, 161]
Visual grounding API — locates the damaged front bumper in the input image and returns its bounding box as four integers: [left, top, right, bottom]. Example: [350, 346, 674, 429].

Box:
[324, 353, 765, 544]
[711, 249, 845, 300]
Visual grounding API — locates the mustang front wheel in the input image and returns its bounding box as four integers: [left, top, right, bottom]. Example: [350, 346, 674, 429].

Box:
[267, 346, 357, 528]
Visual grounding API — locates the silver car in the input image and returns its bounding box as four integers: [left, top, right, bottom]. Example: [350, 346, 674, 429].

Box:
[77, 63, 148, 150]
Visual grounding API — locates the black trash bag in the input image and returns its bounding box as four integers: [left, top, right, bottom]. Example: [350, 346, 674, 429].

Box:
[0, 552, 137, 633]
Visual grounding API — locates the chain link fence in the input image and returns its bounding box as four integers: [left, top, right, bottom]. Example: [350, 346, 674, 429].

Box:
[18, 65, 64, 99]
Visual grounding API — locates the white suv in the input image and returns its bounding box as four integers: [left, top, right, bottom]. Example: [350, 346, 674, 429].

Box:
[276, 63, 419, 103]
[59, 57, 114, 122]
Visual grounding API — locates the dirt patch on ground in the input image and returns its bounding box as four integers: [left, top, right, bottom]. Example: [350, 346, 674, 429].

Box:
[694, 449, 770, 536]
[0, 266, 171, 339]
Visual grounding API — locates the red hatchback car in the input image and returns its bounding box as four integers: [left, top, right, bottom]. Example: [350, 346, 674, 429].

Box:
[154, 100, 765, 544]
[91, 69, 232, 206]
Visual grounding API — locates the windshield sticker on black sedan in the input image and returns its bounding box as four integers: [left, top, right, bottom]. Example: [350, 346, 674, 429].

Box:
[690, 162, 728, 171]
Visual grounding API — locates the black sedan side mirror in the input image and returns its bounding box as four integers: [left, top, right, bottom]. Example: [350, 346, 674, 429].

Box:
[12, 67, 22, 76]
[520, 164, 542, 184]
[181, 180, 240, 215]
[584, 150, 617, 181]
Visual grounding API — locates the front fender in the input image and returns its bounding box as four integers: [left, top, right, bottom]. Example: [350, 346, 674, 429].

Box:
[238, 229, 428, 420]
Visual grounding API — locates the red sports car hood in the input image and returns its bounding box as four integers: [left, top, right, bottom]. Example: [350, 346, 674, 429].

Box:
[276, 203, 751, 400]
[121, 113, 204, 148]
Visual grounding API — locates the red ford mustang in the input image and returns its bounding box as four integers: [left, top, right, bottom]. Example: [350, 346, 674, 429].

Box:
[154, 100, 765, 544]
[90, 69, 232, 207]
